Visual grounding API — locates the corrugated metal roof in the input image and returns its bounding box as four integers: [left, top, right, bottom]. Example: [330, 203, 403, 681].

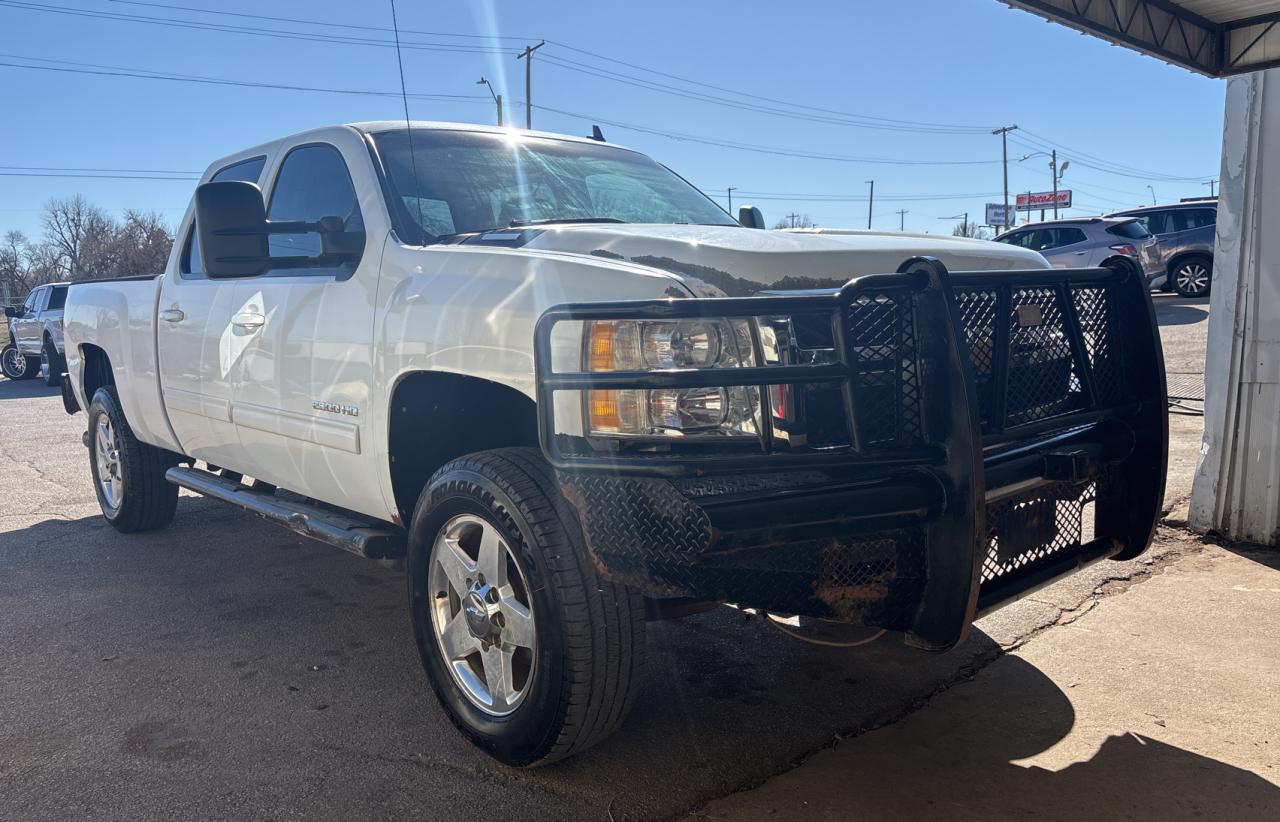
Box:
[1179, 1, 1280, 25]
[1002, 0, 1280, 76]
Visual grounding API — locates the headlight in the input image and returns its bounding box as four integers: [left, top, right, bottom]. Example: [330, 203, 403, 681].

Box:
[583, 319, 760, 438]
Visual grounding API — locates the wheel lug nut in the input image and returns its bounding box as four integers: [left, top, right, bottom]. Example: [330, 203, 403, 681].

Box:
[492, 612, 505, 628]
[486, 589, 499, 604]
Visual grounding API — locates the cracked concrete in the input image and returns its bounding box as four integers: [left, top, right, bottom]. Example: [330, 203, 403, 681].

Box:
[4, 293, 1263, 822]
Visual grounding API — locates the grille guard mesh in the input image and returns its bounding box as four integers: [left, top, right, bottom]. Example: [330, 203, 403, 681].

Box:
[534, 258, 1168, 650]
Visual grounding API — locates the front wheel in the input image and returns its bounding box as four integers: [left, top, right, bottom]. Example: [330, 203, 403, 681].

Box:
[1172, 255, 1212, 298]
[407, 448, 646, 767]
[88, 386, 179, 533]
[2, 343, 37, 380]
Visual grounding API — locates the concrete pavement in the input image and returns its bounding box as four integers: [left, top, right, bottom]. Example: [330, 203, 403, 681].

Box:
[5, 291, 1269, 821]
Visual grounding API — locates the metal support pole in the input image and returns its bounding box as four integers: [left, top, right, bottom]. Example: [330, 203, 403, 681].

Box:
[866, 180, 874, 229]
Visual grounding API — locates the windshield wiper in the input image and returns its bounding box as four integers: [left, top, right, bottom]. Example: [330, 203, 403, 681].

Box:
[508, 217, 627, 227]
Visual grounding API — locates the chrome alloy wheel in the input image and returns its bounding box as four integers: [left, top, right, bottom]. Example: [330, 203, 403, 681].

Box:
[95, 415, 124, 511]
[2, 346, 25, 378]
[1176, 261, 1210, 296]
[39, 346, 48, 376]
[428, 514, 537, 716]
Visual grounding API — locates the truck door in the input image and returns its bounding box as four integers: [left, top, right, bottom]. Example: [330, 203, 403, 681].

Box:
[224, 136, 384, 517]
[156, 156, 267, 467]
[12, 287, 46, 354]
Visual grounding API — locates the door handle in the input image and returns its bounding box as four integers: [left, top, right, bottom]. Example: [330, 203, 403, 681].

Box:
[159, 308, 185, 323]
[232, 311, 265, 330]
[1073, 250, 1088, 255]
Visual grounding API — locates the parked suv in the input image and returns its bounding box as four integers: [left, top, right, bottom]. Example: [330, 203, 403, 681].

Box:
[994, 217, 1160, 285]
[1108, 201, 1216, 297]
[3, 282, 68, 385]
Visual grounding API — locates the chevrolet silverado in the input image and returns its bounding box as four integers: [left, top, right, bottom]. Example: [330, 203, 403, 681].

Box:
[61, 121, 1167, 766]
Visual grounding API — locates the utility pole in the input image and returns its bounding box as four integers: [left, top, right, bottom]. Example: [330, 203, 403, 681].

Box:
[727, 187, 737, 214]
[895, 209, 909, 231]
[1204, 179, 1218, 197]
[865, 180, 875, 229]
[786, 212, 800, 228]
[993, 124, 1018, 231]
[476, 77, 503, 126]
[516, 41, 545, 129]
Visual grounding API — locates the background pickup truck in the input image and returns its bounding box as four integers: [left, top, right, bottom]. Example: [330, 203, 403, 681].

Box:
[61, 121, 1167, 767]
[3, 282, 68, 385]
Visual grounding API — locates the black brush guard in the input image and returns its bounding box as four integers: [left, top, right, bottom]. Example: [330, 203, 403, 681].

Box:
[533, 257, 1167, 651]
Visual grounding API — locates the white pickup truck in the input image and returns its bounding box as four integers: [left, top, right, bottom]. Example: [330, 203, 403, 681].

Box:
[62, 121, 1167, 766]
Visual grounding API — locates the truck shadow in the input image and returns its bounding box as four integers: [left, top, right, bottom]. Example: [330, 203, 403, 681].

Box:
[0, 379, 61, 400]
[2, 505, 1275, 821]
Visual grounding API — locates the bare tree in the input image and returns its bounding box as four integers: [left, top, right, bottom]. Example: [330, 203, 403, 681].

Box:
[110, 210, 173, 279]
[41, 195, 116, 280]
[772, 213, 817, 229]
[952, 222, 993, 240]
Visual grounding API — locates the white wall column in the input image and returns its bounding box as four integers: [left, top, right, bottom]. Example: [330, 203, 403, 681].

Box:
[1190, 70, 1280, 546]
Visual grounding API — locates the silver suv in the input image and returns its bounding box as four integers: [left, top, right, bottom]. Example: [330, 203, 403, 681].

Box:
[1107, 201, 1216, 297]
[994, 217, 1160, 284]
[3, 282, 69, 386]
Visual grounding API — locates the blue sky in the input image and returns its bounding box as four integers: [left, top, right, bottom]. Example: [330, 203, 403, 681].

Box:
[0, 0, 1226, 239]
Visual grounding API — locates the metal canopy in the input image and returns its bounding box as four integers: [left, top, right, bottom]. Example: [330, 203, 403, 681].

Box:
[1002, 1, 1280, 76]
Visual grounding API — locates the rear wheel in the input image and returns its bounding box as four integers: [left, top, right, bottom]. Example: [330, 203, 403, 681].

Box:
[41, 338, 63, 387]
[88, 386, 179, 533]
[1172, 255, 1212, 298]
[2, 343, 37, 380]
[407, 447, 645, 767]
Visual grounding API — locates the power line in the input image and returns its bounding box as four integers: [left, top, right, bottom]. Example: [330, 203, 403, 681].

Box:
[104, 0, 992, 135]
[0, 55, 489, 103]
[0, 171, 197, 180]
[0, 1, 520, 55]
[108, 0, 534, 41]
[532, 104, 998, 165]
[1, 164, 201, 174]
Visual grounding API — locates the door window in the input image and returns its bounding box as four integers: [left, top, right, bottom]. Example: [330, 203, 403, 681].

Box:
[265, 144, 364, 277]
[181, 156, 268, 280]
[1052, 227, 1087, 247]
[24, 288, 44, 314]
[46, 286, 67, 310]
[1144, 210, 1174, 235]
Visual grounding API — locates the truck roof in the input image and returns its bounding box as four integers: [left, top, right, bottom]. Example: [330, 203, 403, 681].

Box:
[203, 120, 638, 179]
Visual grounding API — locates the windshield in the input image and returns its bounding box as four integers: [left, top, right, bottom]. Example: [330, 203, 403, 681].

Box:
[370, 129, 736, 242]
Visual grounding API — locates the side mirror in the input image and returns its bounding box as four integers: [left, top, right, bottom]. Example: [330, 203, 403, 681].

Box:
[195, 182, 366, 278]
[738, 205, 765, 229]
[4, 305, 20, 318]
[195, 181, 270, 278]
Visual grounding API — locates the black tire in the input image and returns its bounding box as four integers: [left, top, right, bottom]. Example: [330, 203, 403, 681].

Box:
[88, 386, 179, 533]
[2, 343, 38, 380]
[407, 447, 645, 767]
[41, 337, 63, 387]
[1171, 254, 1212, 298]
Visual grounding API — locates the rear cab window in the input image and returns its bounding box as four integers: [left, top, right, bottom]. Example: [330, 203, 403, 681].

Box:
[181, 156, 268, 278]
[1106, 221, 1150, 240]
[45, 286, 67, 311]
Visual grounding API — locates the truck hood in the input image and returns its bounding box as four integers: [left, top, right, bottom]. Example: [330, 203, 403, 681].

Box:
[515, 224, 1049, 297]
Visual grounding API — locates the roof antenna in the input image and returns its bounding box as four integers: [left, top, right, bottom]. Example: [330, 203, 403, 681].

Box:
[590, 125, 606, 142]
[389, 0, 424, 243]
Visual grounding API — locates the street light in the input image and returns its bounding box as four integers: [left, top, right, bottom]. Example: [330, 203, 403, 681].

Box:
[1147, 185, 1157, 205]
[1019, 151, 1068, 218]
[476, 77, 503, 126]
[939, 212, 969, 236]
